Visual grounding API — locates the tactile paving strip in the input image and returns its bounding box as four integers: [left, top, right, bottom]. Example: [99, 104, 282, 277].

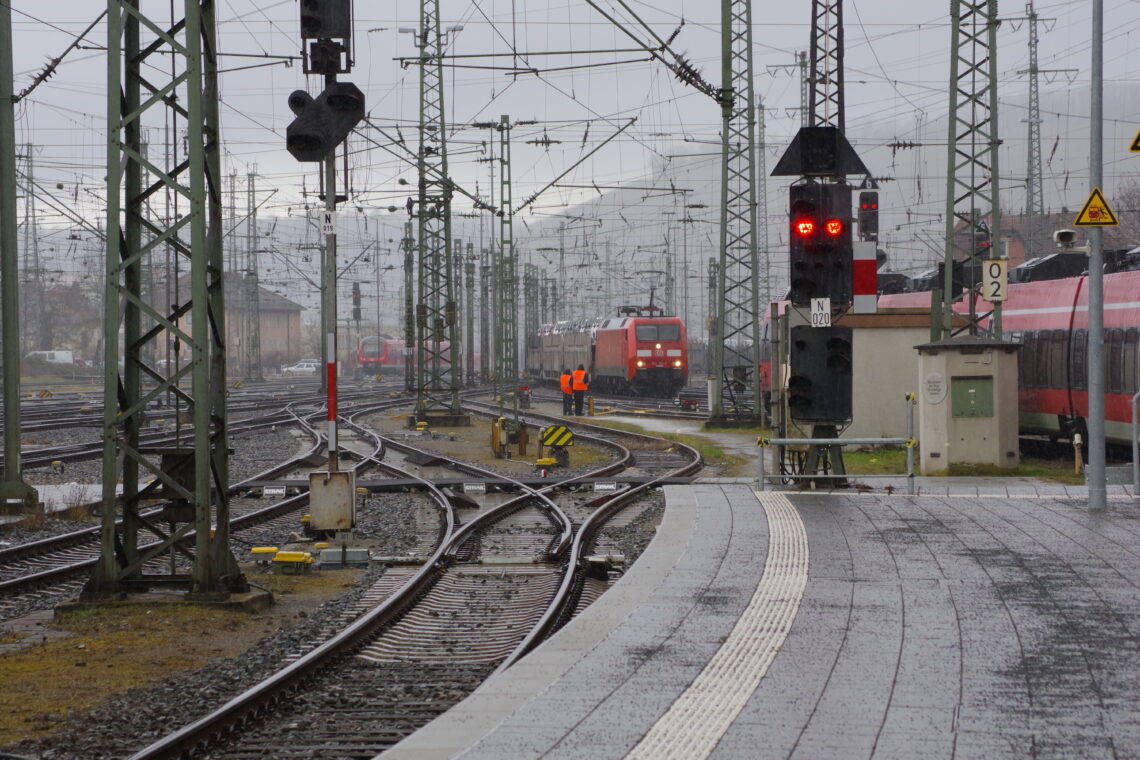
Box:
[624, 490, 809, 760]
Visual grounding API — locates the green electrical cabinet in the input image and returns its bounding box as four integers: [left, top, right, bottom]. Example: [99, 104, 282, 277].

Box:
[951, 376, 994, 418]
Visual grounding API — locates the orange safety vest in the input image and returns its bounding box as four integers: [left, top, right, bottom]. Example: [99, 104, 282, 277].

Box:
[560, 373, 573, 394]
[572, 368, 588, 391]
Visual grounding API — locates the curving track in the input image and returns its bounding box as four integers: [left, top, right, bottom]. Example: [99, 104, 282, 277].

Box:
[120, 400, 700, 759]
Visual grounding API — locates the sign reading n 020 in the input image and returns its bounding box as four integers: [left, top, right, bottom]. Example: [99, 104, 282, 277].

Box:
[810, 298, 832, 327]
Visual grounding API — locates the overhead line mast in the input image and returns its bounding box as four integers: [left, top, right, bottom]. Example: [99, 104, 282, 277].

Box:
[1008, 1, 1076, 260]
[709, 0, 761, 422]
[408, 1, 465, 424]
[88, 0, 246, 598]
[941, 0, 1001, 339]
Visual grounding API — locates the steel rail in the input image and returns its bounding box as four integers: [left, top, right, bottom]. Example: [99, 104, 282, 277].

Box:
[127, 442, 456, 760]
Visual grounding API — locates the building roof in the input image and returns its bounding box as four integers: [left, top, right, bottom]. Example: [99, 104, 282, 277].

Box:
[178, 273, 305, 313]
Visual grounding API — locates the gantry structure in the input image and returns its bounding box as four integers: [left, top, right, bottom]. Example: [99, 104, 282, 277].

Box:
[942, 0, 1002, 338]
[87, 0, 245, 597]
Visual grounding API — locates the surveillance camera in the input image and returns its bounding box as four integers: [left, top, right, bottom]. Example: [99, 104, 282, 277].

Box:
[1054, 229, 1078, 248]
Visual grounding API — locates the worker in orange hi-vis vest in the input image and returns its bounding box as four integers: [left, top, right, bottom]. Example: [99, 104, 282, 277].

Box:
[571, 364, 589, 416]
[559, 369, 573, 415]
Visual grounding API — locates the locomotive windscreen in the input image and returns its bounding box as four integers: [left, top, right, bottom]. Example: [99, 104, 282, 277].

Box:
[360, 337, 381, 357]
[635, 324, 681, 341]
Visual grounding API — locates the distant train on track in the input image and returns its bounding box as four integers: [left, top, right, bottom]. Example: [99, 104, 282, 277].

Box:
[760, 262, 1140, 445]
[873, 268, 1140, 445]
[526, 307, 688, 397]
[357, 336, 407, 376]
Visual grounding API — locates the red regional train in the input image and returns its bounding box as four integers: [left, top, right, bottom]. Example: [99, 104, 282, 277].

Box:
[526, 310, 688, 397]
[357, 336, 407, 376]
[874, 268, 1140, 444]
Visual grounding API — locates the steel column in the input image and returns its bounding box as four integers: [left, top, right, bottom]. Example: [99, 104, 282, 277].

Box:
[496, 116, 519, 405]
[88, 0, 243, 597]
[465, 246, 475, 386]
[808, 0, 844, 131]
[942, 1, 1002, 339]
[0, 0, 37, 511]
[412, 0, 462, 419]
[402, 222, 415, 392]
[710, 0, 761, 421]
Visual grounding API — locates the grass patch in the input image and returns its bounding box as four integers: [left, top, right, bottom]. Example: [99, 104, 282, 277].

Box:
[0, 570, 361, 745]
[944, 458, 1085, 485]
[842, 447, 910, 475]
[842, 446, 1085, 484]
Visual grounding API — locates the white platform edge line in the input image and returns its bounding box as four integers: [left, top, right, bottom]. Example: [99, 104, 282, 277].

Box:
[623, 490, 809, 760]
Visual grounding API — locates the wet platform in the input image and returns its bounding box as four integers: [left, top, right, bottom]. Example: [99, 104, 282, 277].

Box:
[380, 479, 1140, 760]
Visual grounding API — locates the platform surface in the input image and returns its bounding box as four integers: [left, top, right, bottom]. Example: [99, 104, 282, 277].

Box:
[380, 480, 1140, 760]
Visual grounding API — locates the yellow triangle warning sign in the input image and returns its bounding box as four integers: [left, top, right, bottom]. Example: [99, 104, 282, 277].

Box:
[1131, 130, 1140, 152]
[1073, 187, 1119, 227]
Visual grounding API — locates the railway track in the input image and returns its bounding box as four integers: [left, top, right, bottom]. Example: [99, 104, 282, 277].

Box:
[0, 396, 425, 620]
[116, 402, 699, 759]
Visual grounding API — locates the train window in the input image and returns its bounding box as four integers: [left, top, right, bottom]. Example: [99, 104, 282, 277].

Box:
[1036, 331, 1053, 388]
[657, 324, 681, 341]
[1071, 329, 1087, 391]
[635, 325, 658, 341]
[1019, 331, 1036, 387]
[1127, 328, 1139, 394]
[1108, 328, 1124, 394]
[1050, 330, 1068, 389]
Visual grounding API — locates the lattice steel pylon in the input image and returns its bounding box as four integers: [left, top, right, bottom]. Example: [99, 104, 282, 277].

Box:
[411, 0, 463, 420]
[496, 116, 519, 399]
[402, 222, 416, 392]
[942, 0, 1002, 339]
[756, 98, 770, 310]
[87, 0, 246, 598]
[1011, 2, 1073, 260]
[808, 0, 844, 130]
[710, 0, 761, 421]
[243, 168, 262, 380]
[1023, 1, 1044, 259]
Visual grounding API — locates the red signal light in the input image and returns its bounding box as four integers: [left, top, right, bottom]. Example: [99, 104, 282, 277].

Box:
[825, 219, 843, 236]
[795, 219, 815, 236]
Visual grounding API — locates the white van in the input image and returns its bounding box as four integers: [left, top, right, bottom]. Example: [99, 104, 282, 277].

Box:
[25, 350, 76, 365]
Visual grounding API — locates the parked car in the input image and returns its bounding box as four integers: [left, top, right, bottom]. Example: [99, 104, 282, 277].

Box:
[282, 360, 320, 376]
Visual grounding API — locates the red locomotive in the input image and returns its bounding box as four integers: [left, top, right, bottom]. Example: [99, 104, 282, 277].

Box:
[526, 307, 688, 397]
[357, 336, 406, 376]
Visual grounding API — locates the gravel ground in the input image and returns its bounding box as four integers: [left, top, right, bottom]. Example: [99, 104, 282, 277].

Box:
[0, 490, 439, 760]
[1, 409, 670, 758]
[0, 517, 93, 549]
[597, 493, 665, 564]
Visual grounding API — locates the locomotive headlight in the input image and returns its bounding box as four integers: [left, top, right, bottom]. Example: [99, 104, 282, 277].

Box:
[673, 360, 683, 367]
[655, 343, 662, 349]
[636, 360, 645, 368]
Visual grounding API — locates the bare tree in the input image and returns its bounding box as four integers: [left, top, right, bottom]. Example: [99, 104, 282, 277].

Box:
[1106, 176, 1140, 250]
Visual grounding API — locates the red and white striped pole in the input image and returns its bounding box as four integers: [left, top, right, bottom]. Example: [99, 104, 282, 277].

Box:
[327, 330, 338, 471]
[853, 241, 877, 314]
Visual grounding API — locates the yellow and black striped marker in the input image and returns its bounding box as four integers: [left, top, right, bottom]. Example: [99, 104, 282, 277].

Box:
[541, 425, 574, 448]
